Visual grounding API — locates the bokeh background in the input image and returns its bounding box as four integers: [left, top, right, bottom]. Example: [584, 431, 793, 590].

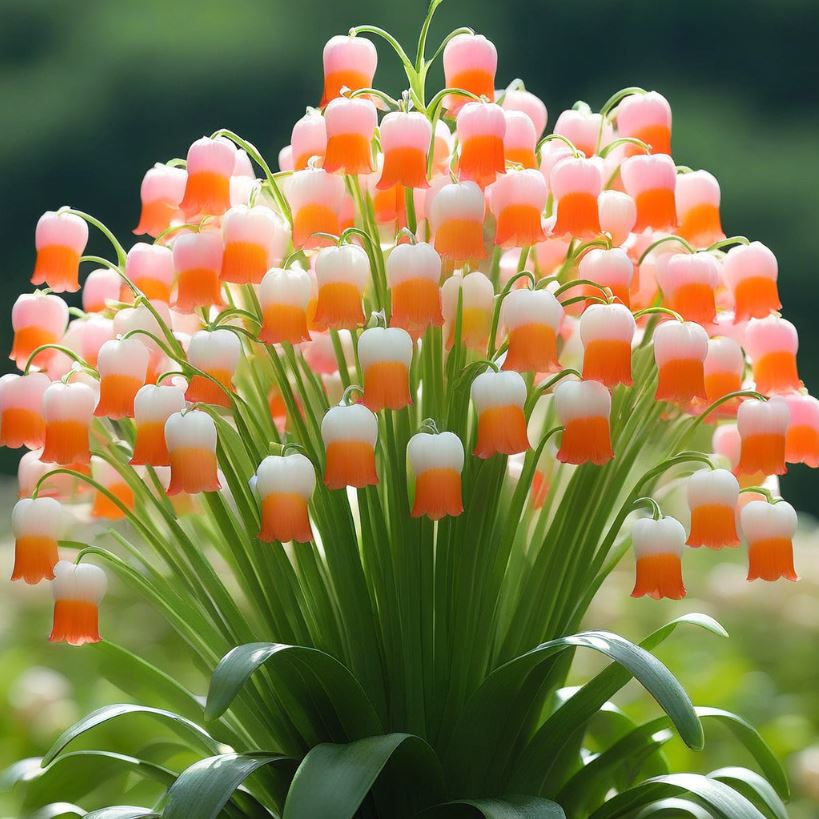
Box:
[1, 0, 818, 815]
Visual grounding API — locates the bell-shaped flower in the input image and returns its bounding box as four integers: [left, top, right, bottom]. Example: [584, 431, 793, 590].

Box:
[580, 302, 635, 387]
[744, 315, 802, 395]
[286, 168, 346, 249]
[377, 111, 431, 190]
[621, 154, 677, 232]
[172, 229, 224, 313]
[322, 97, 377, 175]
[443, 33, 497, 113]
[31, 210, 88, 293]
[10, 497, 63, 584]
[165, 409, 221, 494]
[740, 500, 797, 582]
[630, 516, 686, 599]
[180, 136, 237, 218]
[471, 370, 529, 458]
[442, 270, 494, 350]
[221, 205, 290, 285]
[736, 396, 790, 476]
[502, 89, 548, 138]
[456, 102, 506, 188]
[616, 91, 672, 155]
[359, 326, 413, 411]
[185, 329, 242, 408]
[95, 337, 149, 419]
[675, 170, 724, 247]
[130, 383, 187, 466]
[90, 456, 135, 520]
[502, 110, 538, 169]
[407, 431, 464, 520]
[578, 247, 634, 306]
[82, 267, 121, 313]
[686, 468, 740, 548]
[260, 267, 313, 345]
[550, 157, 602, 238]
[653, 320, 708, 403]
[41, 381, 97, 465]
[500, 288, 563, 373]
[488, 169, 547, 248]
[291, 109, 327, 170]
[553, 109, 612, 157]
[597, 190, 636, 247]
[722, 241, 781, 322]
[134, 163, 187, 237]
[554, 379, 614, 465]
[49, 561, 107, 645]
[10, 292, 69, 370]
[320, 34, 377, 107]
[783, 393, 819, 468]
[430, 181, 486, 263]
[321, 402, 379, 489]
[256, 453, 315, 543]
[0, 373, 50, 449]
[657, 252, 719, 325]
[386, 242, 443, 337]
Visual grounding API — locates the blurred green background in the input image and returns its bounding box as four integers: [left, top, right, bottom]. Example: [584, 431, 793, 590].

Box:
[1, 0, 818, 816]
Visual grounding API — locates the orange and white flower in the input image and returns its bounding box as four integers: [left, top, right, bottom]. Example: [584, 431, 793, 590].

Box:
[553, 109, 612, 158]
[90, 456, 135, 520]
[255, 453, 315, 543]
[722, 241, 781, 322]
[0, 373, 49, 450]
[130, 383, 187, 466]
[359, 326, 413, 411]
[10, 292, 68, 370]
[783, 393, 819, 468]
[430, 181, 486, 263]
[577, 247, 634, 306]
[312, 244, 370, 330]
[744, 315, 802, 395]
[291, 108, 327, 170]
[443, 33, 496, 113]
[185, 329, 242, 407]
[95, 337, 150, 419]
[10, 497, 63, 584]
[653, 320, 708, 403]
[320, 34, 377, 107]
[82, 267, 121, 313]
[407, 431, 464, 520]
[321, 402, 379, 489]
[656, 252, 719, 325]
[322, 97, 377, 176]
[165, 409, 221, 495]
[41, 381, 97, 465]
[501, 88, 548, 138]
[377, 111, 431, 190]
[580, 302, 636, 387]
[49, 561, 107, 646]
[259, 267, 313, 345]
[488, 169, 547, 247]
[740, 500, 797, 582]
[502, 110, 538, 169]
[442, 271, 494, 350]
[286, 168, 346, 249]
[736, 397, 790, 476]
[172, 229, 224, 313]
[500, 288, 563, 373]
[180, 136, 237, 219]
[386, 242, 443, 337]
[112, 302, 172, 384]
[554, 379, 614, 465]
[675, 170, 724, 247]
[598, 190, 637, 246]
[31, 210, 88, 293]
[471, 370, 529, 458]
[616, 91, 672, 155]
[456, 102, 506, 188]
[17, 449, 76, 500]
[550, 157, 602, 238]
[703, 336, 745, 406]
[630, 516, 686, 599]
[221, 205, 290, 285]
[686, 468, 740, 548]
[134, 163, 187, 237]
[621, 154, 677, 232]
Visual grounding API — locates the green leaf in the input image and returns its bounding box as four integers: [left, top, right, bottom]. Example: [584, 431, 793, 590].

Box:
[83, 809, 160, 819]
[205, 642, 382, 743]
[30, 804, 86, 818]
[709, 767, 788, 819]
[283, 733, 445, 819]
[634, 798, 712, 818]
[429, 795, 567, 818]
[163, 752, 296, 819]
[42, 705, 221, 766]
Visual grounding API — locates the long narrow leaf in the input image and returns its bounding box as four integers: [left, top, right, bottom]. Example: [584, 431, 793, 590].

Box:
[709, 768, 788, 819]
[429, 795, 567, 818]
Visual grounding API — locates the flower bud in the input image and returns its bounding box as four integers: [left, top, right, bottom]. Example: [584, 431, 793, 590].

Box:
[471, 370, 529, 458]
[783, 393, 819, 468]
[675, 170, 724, 247]
[441, 271, 494, 350]
[740, 500, 797, 582]
[221, 205, 289, 285]
[83, 267, 121, 313]
[621, 154, 677, 232]
[286, 168, 346, 249]
[456, 102, 506, 188]
[165, 410, 221, 494]
[657, 252, 719, 325]
[744, 315, 802, 395]
[686, 468, 740, 548]
[256, 453, 315, 543]
[180, 136, 237, 218]
[131, 383, 187, 466]
[386, 242, 443, 337]
[0, 373, 49, 449]
[185, 329, 242, 408]
[323, 97, 377, 175]
[598, 190, 636, 246]
[95, 337, 150, 419]
[321, 403, 378, 489]
[488, 169, 547, 248]
[41, 381, 97, 465]
[443, 34, 497, 113]
[500, 288, 563, 373]
[554, 379, 614, 465]
[49, 560, 107, 646]
[10, 292, 69, 370]
[11, 497, 62, 584]
[172, 230, 225, 313]
[32, 211, 88, 293]
[736, 397, 790, 476]
[134, 163, 187, 237]
[630, 516, 686, 599]
[313, 244, 370, 330]
[653, 320, 708, 403]
[722, 242, 780, 322]
[502, 89, 548, 139]
[407, 431, 464, 520]
[580, 302, 636, 387]
[430, 181, 486, 262]
[292, 109, 327, 170]
[259, 267, 313, 345]
[320, 35, 377, 107]
[378, 111, 431, 190]
[550, 157, 602, 238]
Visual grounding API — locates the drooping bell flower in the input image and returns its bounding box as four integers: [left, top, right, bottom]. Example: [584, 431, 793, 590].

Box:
[500, 288, 563, 373]
[221, 205, 289, 285]
[17, 449, 74, 500]
[741, 500, 798, 582]
[430, 181, 486, 262]
[124, 243, 174, 303]
[321, 402, 378, 489]
[616, 91, 672, 155]
[90, 456, 135, 520]
[357, 326, 412, 411]
[580, 302, 636, 387]
[0, 373, 49, 449]
[675, 170, 724, 247]
[722, 241, 781, 322]
[185, 329, 242, 408]
[502, 89, 548, 138]
[131, 383, 187, 467]
[82, 268, 121, 313]
[10, 292, 68, 370]
[134, 163, 187, 237]
[386, 242, 443, 337]
[553, 109, 613, 157]
[256, 453, 315, 543]
[456, 102, 506, 188]
[112, 302, 172, 384]
[653, 320, 708, 403]
[165, 409, 221, 494]
[322, 97, 377, 176]
[320, 34, 377, 107]
[736, 397, 790, 476]
[621, 154, 677, 232]
[471, 370, 529, 458]
[31, 210, 88, 293]
[49, 561, 107, 645]
[686, 468, 740, 548]
[41, 381, 97, 465]
[744, 315, 802, 395]
[598, 190, 637, 246]
[577, 247, 634, 306]
[77, 316, 114, 369]
[377, 111, 431, 190]
[286, 168, 346, 249]
[259, 267, 312, 345]
[95, 337, 149, 419]
[443, 33, 497, 113]
[488, 168, 547, 247]
[442, 271, 494, 350]
[656, 252, 719, 325]
[630, 516, 686, 599]
[783, 393, 819, 468]
[172, 230, 224, 313]
[502, 110, 539, 169]
[291, 109, 327, 170]
[550, 157, 602, 238]
[554, 379, 614, 465]
[180, 136, 237, 218]
[312, 244, 369, 331]
[407, 431, 464, 520]
[703, 336, 745, 406]
[10, 497, 62, 584]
